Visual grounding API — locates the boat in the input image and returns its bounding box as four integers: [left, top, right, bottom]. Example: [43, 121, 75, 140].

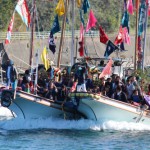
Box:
[0, 0, 83, 120]
[69, 92, 150, 125]
[1, 0, 150, 126]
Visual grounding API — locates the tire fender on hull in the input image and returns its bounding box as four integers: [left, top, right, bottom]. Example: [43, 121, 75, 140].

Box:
[1, 90, 13, 107]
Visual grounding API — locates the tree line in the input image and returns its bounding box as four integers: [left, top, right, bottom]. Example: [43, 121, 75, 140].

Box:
[0, 0, 139, 33]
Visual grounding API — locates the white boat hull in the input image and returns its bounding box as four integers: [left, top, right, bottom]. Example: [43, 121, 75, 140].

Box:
[70, 93, 150, 125]
[1, 90, 78, 119]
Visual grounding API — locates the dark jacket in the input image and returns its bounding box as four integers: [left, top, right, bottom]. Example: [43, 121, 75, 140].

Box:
[114, 92, 128, 103]
[6, 65, 18, 82]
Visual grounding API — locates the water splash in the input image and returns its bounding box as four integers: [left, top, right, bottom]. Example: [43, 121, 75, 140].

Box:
[0, 107, 150, 131]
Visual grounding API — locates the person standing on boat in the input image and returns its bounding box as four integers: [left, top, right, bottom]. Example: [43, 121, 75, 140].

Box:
[75, 65, 87, 92]
[5, 59, 18, 90]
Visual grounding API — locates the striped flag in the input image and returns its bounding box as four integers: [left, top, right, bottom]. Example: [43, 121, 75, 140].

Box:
[5, 12, 15, 44]
[15, 0, 30, 27]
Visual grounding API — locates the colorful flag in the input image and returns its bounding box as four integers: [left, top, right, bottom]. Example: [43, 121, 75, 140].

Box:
[114, 26, 124, 45]
[85, 10, 97, 32]
[104, 40, 118, 57]
[121, 10, 130, 33]
[41, 47, 50, 70]
[49, 32, 56, 54]
[51, 15, 60, 35]
[80, 9, 85, 25]
[138, 2, 146, 36]
[55, 0, 65, 16]
[15, 0, 30, 27]
[79, 23, 84, 57]
[5, 12, 15, 44]
[127, 0, 134, 15]
[70, 82, 77, 92]
[99, 59, 113, 78]
[77, 0, 81, 8]
[119, 42, 125, 51]
[123, 27, 131, 45]
[148, 0, 150, 16]
[124, 0, 127, 10]
[99, 26, 109, 44]
[82, 0, 90, 14]
[138, 35, 142, 52]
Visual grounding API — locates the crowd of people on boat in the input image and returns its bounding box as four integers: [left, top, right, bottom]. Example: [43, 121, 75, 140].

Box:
[2, 59, 150, 108]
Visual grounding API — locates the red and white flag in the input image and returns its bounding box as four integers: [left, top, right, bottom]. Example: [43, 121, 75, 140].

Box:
[99, 26, 109, 44]
[5, 12, 15, 44]
[123, 27, 131, 45]
[79, 23, 84, 41]
[127, 0, 134, 15]
[147, 0, 150, 16]
[15, 0, 30, 27]
[99, 59, 113, 78]
[79, 23, 84, 57]
[114, 26, 124, 45]
[85, 9, 97, 32]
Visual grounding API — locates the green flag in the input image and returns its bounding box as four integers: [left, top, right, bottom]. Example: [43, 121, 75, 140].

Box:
[121, 11, 130, 33]
[79, 9, 85, 25]
[51, 15, 60, 35]
[82, 0, 90, 14]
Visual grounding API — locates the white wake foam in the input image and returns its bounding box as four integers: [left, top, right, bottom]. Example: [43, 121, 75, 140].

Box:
[0, 106, 150, 131]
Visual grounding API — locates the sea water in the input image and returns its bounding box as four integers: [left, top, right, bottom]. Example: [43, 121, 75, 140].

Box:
[0, 107, 150, 150]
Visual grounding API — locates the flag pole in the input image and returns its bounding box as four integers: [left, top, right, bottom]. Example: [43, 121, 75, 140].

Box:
[57, 0, 69, 68]
[134, 0, 140, 71]
[29, 0, 36, 67]
[142, 1, 149, 72]
[71, 0, 75, 65]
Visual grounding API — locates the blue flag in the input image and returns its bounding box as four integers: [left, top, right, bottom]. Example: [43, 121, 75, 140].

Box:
[82, 0, 90, 14]
[51, 15, 60, 35]
[121, 11, 130, 33]
[138, 2, 146, 36]
[49, 32, 56, 54]
[104, 40, 118, 57]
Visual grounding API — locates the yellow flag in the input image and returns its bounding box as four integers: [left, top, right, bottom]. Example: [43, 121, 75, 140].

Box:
[77, 0, 81, 8]
[41, 47, 50, 71]
[55, 0, 65, 16]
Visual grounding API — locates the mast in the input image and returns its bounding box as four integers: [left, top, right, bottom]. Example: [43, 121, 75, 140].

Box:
[29, 0, 36, 67]
[134, 0, 140, 71]
[57, 0, 69, 68]
[71, 0, 75, 65]
[142, 1, 149, 72]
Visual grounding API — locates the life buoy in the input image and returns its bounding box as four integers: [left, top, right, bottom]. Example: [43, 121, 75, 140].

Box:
[1, 91, 13, 107]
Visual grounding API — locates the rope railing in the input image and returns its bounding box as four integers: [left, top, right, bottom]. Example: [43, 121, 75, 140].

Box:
[0, 31, 100, 40]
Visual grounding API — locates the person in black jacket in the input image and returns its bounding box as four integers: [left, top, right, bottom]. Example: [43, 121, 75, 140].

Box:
[112, 86, 128, 103]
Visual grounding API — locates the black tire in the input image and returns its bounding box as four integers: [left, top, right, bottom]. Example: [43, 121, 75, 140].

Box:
[1, 91, 13, 107]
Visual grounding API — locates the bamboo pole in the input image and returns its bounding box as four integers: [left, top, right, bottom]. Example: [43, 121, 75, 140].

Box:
[142, 1, 149, 72]
[134, 0, 140, 71]
[29, 0, 36, 67]
[57, 0, 69, 68]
